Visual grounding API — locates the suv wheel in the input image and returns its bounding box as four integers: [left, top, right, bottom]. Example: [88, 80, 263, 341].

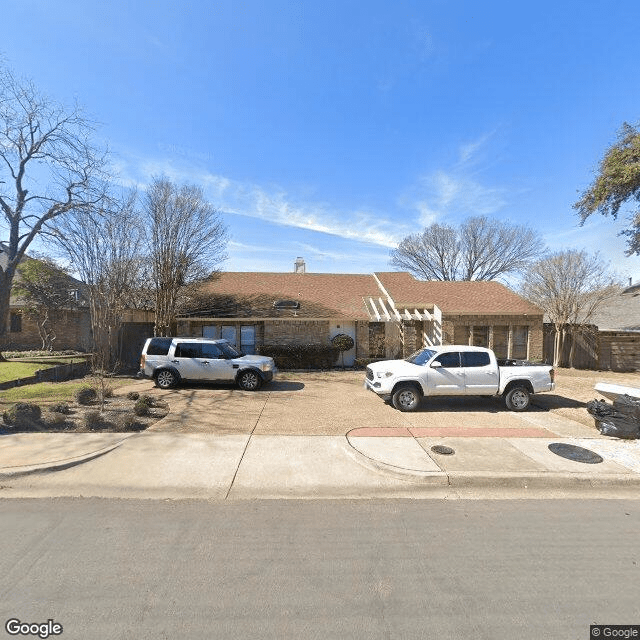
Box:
[237, 370, 262, 391]
[391, 384, 421, 412]
[155, 369, 178, 389]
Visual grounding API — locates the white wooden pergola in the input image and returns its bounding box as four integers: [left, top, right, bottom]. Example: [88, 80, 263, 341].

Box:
[363, 297, 442, 347]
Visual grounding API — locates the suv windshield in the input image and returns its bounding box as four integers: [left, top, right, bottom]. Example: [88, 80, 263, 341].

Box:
[405, 348, 436, 366]
[219, 341, 241, 358]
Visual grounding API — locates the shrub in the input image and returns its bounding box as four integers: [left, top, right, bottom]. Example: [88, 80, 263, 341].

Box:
[83, 410, 102, 430]
[127, 391, 140, 401]
[257, 344, 340, 370]
[2, 403, 42, 429]
[112, 413, 138, 432]
[51, 402, 71, 414]
[331, 333, 355, 368]
[75, 386, 97, 405]
[331, 333, 355, 352]
[98, 383, 114, 399]
[45, 412, 67, 428]
[133, 400, 150, 416]
[138, 394, 154, 407]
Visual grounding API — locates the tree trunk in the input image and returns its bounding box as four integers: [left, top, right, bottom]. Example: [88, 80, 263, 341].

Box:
[568, 326, 577, 369]
[553, 326, 563, 368]
[0, 269, 14, 361]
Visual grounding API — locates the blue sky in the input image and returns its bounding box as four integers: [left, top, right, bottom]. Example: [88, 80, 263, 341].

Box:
[3, 0, 640, 280]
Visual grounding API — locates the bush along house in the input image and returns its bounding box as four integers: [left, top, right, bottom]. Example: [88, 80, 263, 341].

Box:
[174, 258, 544, 367]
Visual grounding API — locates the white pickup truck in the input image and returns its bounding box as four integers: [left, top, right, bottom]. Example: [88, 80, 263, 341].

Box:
[364, 345, 555, 412]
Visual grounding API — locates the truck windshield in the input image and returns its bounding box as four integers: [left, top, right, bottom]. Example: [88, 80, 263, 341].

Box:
[405, 349, 436, 366]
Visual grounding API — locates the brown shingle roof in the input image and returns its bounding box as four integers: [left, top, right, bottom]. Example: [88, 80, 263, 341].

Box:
[375, 272, 543, 315]
[189, 271, 543, 320]
[195, 272, 382, 320]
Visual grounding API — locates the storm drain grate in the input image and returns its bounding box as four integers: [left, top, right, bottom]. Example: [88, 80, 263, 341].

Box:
[548, 443, 603, 464]
[431, 445, 455, 456]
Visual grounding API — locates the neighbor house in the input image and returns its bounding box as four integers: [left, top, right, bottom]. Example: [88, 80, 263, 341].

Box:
[173, 258, 544, 365]
[1, 243, 92, 351]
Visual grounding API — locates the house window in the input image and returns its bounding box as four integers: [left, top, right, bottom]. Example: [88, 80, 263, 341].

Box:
[203, 325, 221, 339]
[10, 312, 22, 333]
[512, 326, 529, 360]
[221, 325, 237, 347]
[492, 326, 509, 359]
[472, 326, 489, 348]
[240, 325, 256, 354]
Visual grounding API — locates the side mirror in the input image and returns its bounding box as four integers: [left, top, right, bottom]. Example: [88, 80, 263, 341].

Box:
[431, 360, 442, 368]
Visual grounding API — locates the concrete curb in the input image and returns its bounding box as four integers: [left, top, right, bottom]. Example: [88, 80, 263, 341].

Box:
[0, 436, 131, 479]
[345, 433, 640, 490]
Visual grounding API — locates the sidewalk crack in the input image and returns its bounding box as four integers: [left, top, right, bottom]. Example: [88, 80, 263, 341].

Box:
[224, 391, 271, 500]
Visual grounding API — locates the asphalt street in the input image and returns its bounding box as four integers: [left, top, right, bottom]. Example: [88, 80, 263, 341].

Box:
[1, 498, 638, 640]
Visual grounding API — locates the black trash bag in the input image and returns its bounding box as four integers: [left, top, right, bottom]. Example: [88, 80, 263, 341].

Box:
[596, 417, 640, 439]
[586, 399, 615, 418]
[587, 396, 640, 439]
[613, 394, 640, 422]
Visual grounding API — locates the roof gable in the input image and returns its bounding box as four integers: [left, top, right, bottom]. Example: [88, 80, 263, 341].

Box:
[375, 272, 543, 315]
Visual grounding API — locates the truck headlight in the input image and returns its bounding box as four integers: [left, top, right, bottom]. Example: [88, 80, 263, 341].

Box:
[376, 371, 393, 378]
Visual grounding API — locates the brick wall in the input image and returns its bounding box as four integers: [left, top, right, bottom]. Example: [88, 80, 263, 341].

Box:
[6, 307, 92, 351]
[264, 320, 330, 345]
[442, 314, 544, 361]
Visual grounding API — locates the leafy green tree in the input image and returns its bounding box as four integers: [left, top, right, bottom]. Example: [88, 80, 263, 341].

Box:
[574, 122, 640, 255]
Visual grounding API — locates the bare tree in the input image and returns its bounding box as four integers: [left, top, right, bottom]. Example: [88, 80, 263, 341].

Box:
[0, 64, 106, 359]
[390, 216, 546, 281]
[520, 250, 622, 367]
[145, 178, 228, 336]
[13, 256, 77, 350]
[52, 191, 145, 370]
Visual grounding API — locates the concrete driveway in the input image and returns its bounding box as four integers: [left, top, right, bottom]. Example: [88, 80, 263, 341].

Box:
[122, 371, 598, 439]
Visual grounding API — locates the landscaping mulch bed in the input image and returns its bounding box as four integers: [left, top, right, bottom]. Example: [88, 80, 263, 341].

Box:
[1, 392, 169, 434]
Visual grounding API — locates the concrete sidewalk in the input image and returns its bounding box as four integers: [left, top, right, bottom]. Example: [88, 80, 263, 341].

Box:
[2, 374, 640, 499]
[1, 429, 640, 499]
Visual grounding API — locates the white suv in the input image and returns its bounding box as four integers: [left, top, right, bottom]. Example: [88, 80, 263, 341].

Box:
[139, 337, 277, 391]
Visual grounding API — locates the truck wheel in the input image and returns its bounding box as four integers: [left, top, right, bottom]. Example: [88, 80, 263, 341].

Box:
[238, 370, 262, 391]
[392, 385, 421, 412]
[504, 386, 530, 411]
[155, 369, 178, 389]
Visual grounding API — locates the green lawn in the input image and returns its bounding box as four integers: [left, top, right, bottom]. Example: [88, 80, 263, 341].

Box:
[0, 377, 132, 407]
[0, 357, 88, 384]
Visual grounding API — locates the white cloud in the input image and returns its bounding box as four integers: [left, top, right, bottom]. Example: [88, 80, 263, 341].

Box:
[458, 129, 497, 165]
[403, 169, 507, 226]
[399, 129, 508, 226]
[116, 154, 408, 248]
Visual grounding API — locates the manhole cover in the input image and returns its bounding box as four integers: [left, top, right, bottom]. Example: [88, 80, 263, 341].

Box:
[431, 445, 455, 455]
[548, 443, 603, 464]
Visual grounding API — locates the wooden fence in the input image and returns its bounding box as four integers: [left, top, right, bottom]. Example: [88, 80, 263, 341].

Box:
[543, 324, 640, 371]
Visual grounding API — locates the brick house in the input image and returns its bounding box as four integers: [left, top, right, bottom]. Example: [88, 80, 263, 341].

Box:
[175, 260, 544, 365]
[1, 245, 92, 351]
